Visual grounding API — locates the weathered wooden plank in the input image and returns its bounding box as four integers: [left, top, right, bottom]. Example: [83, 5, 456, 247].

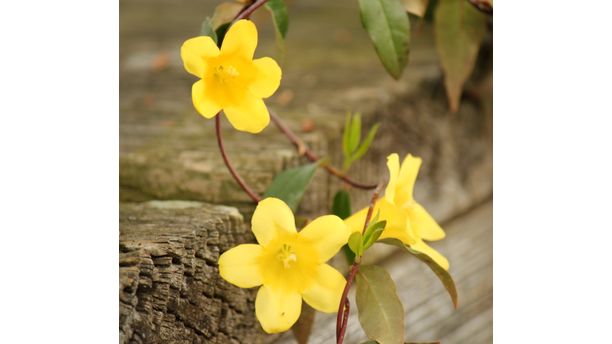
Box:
[119, 201, 265, 344]
[272, 201, 492, 344]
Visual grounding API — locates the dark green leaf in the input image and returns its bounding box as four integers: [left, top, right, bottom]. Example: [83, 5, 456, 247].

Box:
[380, 238, 458, 308]
[265, 0, 289, 55]
[356, 265, 405, 344]
[215, 22, 232, 46]
[351, 123, 380, 163]
[434, 0, 486, 112]
[358, 0, 410, 79]
[263, 163, 318, 212]
[200, 17, 218, 44]
[348, 113, 362, 155]
[342, 245, 356, 265]
[332, 190, 352, 219]
[348, 232, 364, 257]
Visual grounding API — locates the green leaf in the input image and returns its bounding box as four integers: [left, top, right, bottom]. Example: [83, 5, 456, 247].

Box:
[348, 232, 364, 257]
[380, 238, 458, 308]
[351, 122, 380, 163]
[342, 245, 356, 265]
[358, 0, 411, 79]
[363, 220, 386, 250]
[331, 190, 352, 219]
[263, 163, 318, 212]
[265, 0, 289, 55]
[348, 113, 362, 155]
[215, 22, 232, 46]
[356, 265, 405, 344]
[200, 17, 218, 44]
[434, 0, 486, 112]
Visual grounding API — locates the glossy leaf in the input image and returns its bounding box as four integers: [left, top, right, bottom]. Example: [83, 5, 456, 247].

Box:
[263, 163, 318, 212]
[200, 17, 218, 44]
[380, 238, 458, 308]
[402, 0, 429, 17]
[332, 190, 352, 220]
[350, 123, 380, 163]
[348, 113, 362, 155]
[358, 0, 410, 79]
[265, 0, 289, 55]
[363, 220, 386, 250]
[434, 0, 486, 112]
[356, 265, 405, 344]
[348, 232, 364, 257]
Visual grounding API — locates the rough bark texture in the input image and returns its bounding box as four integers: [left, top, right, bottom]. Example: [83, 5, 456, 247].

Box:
[119, 201, 264, 344]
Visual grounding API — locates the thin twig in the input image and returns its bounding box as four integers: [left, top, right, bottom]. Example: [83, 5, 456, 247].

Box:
[215, 115, 262, 203]
[269, 111, 378, 190]
[336, 183, 383, 344]
[234, 0, 270, 21]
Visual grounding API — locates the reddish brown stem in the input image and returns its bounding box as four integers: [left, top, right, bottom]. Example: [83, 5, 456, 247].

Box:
[269, 111, 377, 190]
[467, 0, 493, 15]
[336, 263, 359, 343]
[235, 0, 269, 20]
[335, 183, 383, 344]
[215, 114, 262, 203]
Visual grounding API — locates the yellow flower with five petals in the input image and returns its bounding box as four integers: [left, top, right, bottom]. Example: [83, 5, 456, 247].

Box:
[219, 198, 350, 333]
[345, 153, 449, 269]
[180, 19, 281, 133]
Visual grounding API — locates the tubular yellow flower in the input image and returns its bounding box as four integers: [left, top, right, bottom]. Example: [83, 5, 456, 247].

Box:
[180, 19, 282, 134]
[345, 153, 450, 270]
[219, 198, 350, 333]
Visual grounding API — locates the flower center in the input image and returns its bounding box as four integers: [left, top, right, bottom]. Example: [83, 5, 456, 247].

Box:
[213, 64, 240, 83]
[276, 244, 298, 269]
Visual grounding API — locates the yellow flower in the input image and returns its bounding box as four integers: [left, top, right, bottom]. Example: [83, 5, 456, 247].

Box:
[180, 19, 281, 133]
[219, 198, 350, 333]
[345, 153, 449, 269]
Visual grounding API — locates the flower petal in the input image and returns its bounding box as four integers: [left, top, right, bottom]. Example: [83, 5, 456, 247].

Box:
[302, 264, 346, 313]
[220, 19, 257, 60]
[255, 285, 302, 333]
[299, 215, 349, 262]
[181, 36, 220, 77]
[192, 80, 221, 118]
[384, 153, 400, 204]
[251, 198, 297, 246]
[222, 90, 270, 133]
[397, 154, 422, 202]
[407, 202, 446, 241]
[249, 57, 282, 98]
[411, 239, 449, 270]
[218, 244, 264, 288]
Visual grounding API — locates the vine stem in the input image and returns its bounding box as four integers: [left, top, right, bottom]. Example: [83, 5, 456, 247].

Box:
[269, 111, 377, 190]
[215, 114, 262, 203]
[336, 183, 383, 344]
[235, 0, 270, 20]
[467, 0, 493, 15]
